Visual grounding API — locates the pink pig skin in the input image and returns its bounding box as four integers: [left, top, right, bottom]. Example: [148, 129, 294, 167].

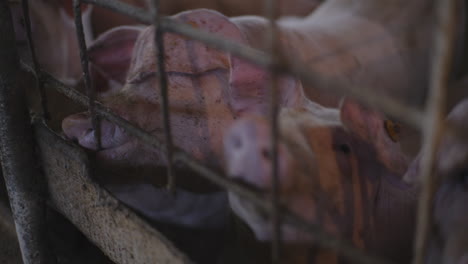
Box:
[89, 0, 322, 37]
[62, 10, 306, 230]
[224, 99, 416, 263]
[62, 0, 448, 184]
[404, 99, 468, 264]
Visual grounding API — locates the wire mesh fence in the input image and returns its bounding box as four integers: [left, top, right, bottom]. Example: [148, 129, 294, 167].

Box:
[0, 0, 461, 263]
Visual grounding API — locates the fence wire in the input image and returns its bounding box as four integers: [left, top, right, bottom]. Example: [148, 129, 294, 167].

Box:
[263, 0, 282, 261]
[20, 0, 49, 119]
[150, 0, 176, 192]
[412, 0, 457, 264]
[11, 0, 460, 264]
[17, 64, 395, 264]
[73, 0, 102, 150]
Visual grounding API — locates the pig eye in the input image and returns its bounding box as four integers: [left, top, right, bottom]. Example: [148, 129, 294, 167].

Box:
[384, 120, 401, 142]
[262, 148, 271, 161]
[127, 71, 156, 84]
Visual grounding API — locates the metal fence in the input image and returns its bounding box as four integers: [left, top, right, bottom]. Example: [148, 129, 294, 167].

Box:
[0, 0, 460, 263]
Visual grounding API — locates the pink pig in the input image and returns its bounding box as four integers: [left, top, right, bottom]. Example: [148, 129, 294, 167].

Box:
[224, 99, 416, 263]
[60, 0, 453, 229]
[63, 10, 305, 229]
[63, 0, 445, 171]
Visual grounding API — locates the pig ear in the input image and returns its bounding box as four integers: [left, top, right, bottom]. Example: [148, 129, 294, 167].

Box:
[175, 9, 301, 114]
[174, 9, 274, 114]
[88, 26, 142, 87]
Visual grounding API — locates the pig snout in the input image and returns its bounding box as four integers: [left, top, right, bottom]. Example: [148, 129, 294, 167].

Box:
[224, 116, 292, 191]
[62, 113, 128, 151]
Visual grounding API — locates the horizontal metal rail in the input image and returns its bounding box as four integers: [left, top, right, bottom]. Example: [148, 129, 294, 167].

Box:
[22, 64, 397, 264]
[82, 0, 425, 129]
[34, 123, 191, 264]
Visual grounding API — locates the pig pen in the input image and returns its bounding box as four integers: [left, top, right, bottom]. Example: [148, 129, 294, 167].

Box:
[0, 0, 464, 263]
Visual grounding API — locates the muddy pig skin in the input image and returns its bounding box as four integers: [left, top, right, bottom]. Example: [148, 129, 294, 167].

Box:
[404, 99, 468, 264]
[224, 99, 417, 263]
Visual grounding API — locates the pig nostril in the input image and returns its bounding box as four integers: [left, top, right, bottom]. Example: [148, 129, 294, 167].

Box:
[339, 144, 351, 154]
[261, 148, 271, 161]
[232, 135, 242, 149]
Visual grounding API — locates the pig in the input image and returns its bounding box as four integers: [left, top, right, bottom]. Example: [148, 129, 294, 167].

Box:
[85, 0, 466, 164]
[60, 0, 445, 229]
[223, 99, 417, 263]
[62, 0, 440, 177]
[146, 0, 322, 18]
[62, 9, 310, 230]
[404, 99, 468, 264]
[89, 0, 321, 35]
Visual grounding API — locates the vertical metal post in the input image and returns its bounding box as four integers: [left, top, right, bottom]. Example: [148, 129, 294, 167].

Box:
[73, 0, 101, 150]
[151, 0, 175, 193]
[21, 0, 49, 119]
[0, 2, 52, 263]
[263, 0, 282, 262]
[412, 0, 457, 264]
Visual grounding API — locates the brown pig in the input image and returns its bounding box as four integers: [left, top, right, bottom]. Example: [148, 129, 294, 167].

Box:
[405, 99, 468, 264]
[224, 99, 417, 263]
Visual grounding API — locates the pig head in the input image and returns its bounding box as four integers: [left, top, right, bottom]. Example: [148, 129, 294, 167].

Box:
[62, 9, 304, 186]
[405, 99, 468, 264]
[224, 99, 417, 263]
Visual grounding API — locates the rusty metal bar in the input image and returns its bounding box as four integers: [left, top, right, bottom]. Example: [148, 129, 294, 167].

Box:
[263, 0, 282, 261]
[80, 0, 425, 130]
[0, 3, 52, 263]
[73, 0, 101, 150]
[20, 0, 49, 119]
[33, 68, 396, 264]
[411, 1, 457, 264]
[150, 0, 175, 192]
